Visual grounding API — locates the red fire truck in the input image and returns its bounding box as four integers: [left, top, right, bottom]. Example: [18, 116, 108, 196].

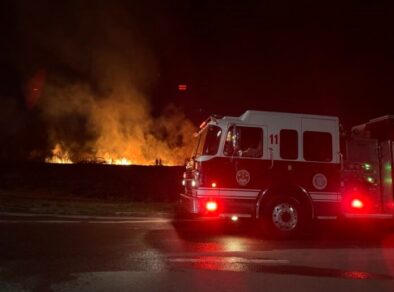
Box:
[179, 110, 394, 238]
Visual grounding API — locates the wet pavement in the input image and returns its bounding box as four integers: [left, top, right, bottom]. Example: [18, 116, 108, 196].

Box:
[1, 214, 394, 291]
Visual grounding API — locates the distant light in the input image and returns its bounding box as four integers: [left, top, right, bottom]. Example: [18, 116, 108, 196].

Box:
[191, 180, 197, 187]
[231, 215, 238, 222]
[363, 163, 372, 171]
[182, 179, 186, 186]
[351, 199, 364, 209]
[178, 84, 187, 91]
[366, 176, 375, 184]
[211, 182, 217, 188]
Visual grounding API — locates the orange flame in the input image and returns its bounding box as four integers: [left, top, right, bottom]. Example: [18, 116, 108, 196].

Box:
[45, 145, 134, 165]
[45, 144, 72, 164]
[44, 144, 181, 166]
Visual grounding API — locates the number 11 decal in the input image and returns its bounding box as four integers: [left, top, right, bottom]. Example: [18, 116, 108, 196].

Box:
[269, 134, 278, 145]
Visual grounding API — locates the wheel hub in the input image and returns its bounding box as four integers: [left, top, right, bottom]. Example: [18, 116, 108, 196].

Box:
[272, 203, 298, 231]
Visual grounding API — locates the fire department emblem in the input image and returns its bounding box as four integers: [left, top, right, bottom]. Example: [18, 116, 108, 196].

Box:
[312, 173, 327, 190]
[236, 169, 250, 186]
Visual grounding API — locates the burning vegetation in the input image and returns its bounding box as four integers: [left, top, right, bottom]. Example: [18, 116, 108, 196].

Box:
[10, 1, 196, 166]
[41, 83, 195, 166]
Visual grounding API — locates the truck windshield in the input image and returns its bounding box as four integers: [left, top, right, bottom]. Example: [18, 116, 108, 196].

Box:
[193, 125, 222, 156]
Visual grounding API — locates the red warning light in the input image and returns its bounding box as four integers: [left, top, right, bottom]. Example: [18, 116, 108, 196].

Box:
[351, 199, 364, 209]
[206, 201, 218, 212]
[178, 84, 187, 91]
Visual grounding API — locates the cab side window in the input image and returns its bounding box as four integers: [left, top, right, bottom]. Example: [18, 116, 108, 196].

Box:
[224, 126, 263, 158]
[303, 131, 332, 162]
[238, 127, 263, 158]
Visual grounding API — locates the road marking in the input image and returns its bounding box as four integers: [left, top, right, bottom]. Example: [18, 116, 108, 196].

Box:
[168, 257, 289, 264]
[0, 219, 171, 224]
[0, 212, 169, 221]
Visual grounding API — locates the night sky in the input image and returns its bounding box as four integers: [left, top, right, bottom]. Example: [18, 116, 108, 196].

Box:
[1, 1, 394, 160]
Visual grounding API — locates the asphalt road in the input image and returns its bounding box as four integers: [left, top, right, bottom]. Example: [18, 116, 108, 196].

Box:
[1, 214, 394, 292]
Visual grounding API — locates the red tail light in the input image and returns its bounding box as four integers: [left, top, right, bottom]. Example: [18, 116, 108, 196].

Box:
[206, 201, 218, 212]
[342, 184, 372, 213]
[351, 198, 364, 209]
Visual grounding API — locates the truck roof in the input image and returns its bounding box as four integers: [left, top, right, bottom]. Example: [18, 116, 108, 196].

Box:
[219, 110, 338, 125]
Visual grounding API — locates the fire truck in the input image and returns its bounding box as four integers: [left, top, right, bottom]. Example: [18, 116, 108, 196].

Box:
[179, 110, 394, 238]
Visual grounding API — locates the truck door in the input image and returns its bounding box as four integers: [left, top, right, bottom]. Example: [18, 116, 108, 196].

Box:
[344, 138, 382, 213]
[301, 118, 341, 203]
[223, 124, 269, 190]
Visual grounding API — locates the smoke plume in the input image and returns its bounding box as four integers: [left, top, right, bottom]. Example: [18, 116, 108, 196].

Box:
[13, 1, 196, 165]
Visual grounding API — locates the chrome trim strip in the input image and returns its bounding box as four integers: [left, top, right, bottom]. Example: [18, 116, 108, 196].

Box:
[196, 189, 259, 198]
[298, 186, 315, 219]
[220, 190, 259, 197]
[216, 196, 256, 200]
[309, 191, 338, 195]
[198, 187, 261, 192]
[255, 189, 270, 219]
[316, 216, 337, 220]
[219, 213, 252, 218]
[310, 193, 339, 202]
[196, 189, 220, 196]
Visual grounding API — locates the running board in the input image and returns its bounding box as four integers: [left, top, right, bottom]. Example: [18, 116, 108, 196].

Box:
[219, 213, 253, 219]
[344, 213, 394, 219]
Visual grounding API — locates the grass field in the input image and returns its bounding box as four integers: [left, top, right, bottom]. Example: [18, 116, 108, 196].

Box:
[0, 192, 174, 216]
[0, 162, 182, 216]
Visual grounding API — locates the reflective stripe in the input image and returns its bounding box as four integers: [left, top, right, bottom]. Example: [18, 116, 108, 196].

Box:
[196, 189, 220, 197]
[220, 190, 259, 198]
[220, 196, 256, 200]
[198, 187, 260, 192]
[196, 187, 259, 198]
[310, 192, 339, 202]
[195, 189, 339, 201]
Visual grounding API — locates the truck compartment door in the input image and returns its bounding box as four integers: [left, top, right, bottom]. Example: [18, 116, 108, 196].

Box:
[381, 141, 394, 213]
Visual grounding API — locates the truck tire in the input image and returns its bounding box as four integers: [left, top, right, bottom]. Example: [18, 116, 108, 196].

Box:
[262, 195, 305, 239]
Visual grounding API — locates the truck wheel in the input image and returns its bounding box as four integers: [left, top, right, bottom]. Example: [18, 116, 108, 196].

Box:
[262, 196, 305, 239]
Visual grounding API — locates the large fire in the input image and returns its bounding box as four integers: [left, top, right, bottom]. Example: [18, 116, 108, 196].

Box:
[45, 142, 184, 166]
[45, 145, 133, 165]
[39, 82, 196, 166]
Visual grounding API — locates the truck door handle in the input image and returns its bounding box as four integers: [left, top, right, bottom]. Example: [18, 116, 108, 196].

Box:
[269, 147, 274, 169]
[338, 152, 344, 171]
